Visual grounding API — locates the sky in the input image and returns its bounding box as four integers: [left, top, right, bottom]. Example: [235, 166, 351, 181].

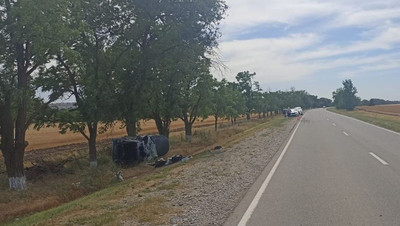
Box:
[212, 0, 400, 100]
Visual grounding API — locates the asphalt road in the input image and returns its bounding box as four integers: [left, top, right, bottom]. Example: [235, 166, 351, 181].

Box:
[234, 108, 400, 226]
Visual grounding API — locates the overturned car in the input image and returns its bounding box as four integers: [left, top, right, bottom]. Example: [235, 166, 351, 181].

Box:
[112, 135, 169, 165]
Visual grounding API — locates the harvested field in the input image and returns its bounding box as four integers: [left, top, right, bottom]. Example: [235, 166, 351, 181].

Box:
[356, 104, 400, 116]
[25, 116, 247, 151]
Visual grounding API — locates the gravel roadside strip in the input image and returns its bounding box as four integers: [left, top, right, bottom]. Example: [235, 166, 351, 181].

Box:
[167, 118, 298, 225]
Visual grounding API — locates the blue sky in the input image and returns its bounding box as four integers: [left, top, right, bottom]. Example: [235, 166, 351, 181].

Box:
[212, 0, 400, 100]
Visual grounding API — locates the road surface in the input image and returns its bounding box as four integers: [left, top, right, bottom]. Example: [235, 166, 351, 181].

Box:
[229, 108, 400, 226]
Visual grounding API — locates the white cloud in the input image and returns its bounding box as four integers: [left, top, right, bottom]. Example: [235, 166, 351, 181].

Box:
[328, 7, 400, 28]
[222, 0, 340, 39]
[216, 33, 323, 82]
[222, 0, 400, 39]
[293, 26, 400, 61]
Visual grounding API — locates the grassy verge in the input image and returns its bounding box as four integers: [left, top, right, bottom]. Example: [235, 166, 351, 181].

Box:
[328, 108, 400, 133]
[2, 116, 291, 225]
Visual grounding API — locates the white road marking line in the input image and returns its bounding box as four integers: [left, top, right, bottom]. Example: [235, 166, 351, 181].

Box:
[343, 131, 349, 136]
[332, 123, 336, 126]
[328, 111, 400, 136]
[237, 116, 303, 226]
[369, 152, 389, 165]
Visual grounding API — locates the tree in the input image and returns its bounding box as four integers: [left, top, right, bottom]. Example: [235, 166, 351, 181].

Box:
[342, 79, 358, 110]
[177, 60, 213, 142]
[38, 0, 127, 167]
[143, 0, 227, 139]
[147, 47, 184, 138]
[225, 82, 246, 125]
[210, 79, 245, 131]
[235, 71, 258, 120]
[0, 0, 70, 190]
[333, 79, 358, 110]
[112, 0, 166, 137]
[332, 88, 345, 109]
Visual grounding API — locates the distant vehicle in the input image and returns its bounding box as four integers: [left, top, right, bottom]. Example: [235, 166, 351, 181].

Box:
[288, 109, 299, 117]
[294, 107, 303, 115]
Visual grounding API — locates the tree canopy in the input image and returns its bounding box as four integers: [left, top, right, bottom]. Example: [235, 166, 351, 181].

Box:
[333, 79, 359, 110]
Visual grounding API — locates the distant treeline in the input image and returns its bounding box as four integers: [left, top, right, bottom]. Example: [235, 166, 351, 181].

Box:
[360, 98, 400, 106]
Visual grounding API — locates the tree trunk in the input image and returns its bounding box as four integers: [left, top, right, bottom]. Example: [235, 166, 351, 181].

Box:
[184, 121, 193, 142]
[234, 117, 237, 125]
[246, 112, 251, 120]
[0, 43, 29, 190]
[214, 115, 218, 131]
[263, 112, 266, 118]
[1, 96, 26, 190]
[4, 153, 26, 190]
[125, 115, 137, 137]
[154, 115, 171, 138]
[88, 122, 98, 168]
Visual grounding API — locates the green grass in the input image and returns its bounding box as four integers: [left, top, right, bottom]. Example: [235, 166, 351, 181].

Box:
[328, 108, 400, 133]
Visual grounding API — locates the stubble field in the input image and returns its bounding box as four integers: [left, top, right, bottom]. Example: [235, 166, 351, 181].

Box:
[329, 106, 400, 133]
[26, 117, 222, 151]
[356, 104, 400, 116]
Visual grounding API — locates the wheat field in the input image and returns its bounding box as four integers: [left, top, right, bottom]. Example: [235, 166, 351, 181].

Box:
[356, 104, 400, 116]
[25, 117, 226, 151]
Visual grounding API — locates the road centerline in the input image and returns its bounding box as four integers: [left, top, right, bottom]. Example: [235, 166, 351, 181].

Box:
[343, 131, 349, 136]
[369, 152, 389, 165]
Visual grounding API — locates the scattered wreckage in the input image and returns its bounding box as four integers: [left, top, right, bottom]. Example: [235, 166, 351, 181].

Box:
[152, 155, 192, 168]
